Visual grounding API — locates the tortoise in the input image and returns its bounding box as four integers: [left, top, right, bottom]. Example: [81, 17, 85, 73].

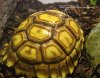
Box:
[0, 10, 84, 78]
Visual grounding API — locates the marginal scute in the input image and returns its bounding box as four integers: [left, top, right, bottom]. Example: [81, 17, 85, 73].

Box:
[15, 61, 36, 77]
[60, 59, 69, 77]
[27, 24, 52, 43]
[0, 43, 9, 57]
[3, 47, 12, 62]
[75, 28, 84, 51]
[66, 56, 75, 74]
[6, 52, 18, 67]
[35, 64, 49, 78]
[70, 49, 79, 66]
[42, 40, 66, 63]
[49, 63, 60, 78]
[18, 19, 28, 29]
[17, 41, 42, 64]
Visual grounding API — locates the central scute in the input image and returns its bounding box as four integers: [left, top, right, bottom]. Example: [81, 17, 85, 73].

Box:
[27, 24, 52, 43]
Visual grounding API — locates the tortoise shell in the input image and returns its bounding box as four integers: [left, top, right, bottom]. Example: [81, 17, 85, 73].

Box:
[1, 10, 84, 78]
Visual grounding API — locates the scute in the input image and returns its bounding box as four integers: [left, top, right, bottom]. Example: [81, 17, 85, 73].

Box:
[49, 63, 60, 77]
[54, 26, 76, 54]
[70, 49, 79, 67]
[5, 52, 18, 67]
[3, 47, 12, 62]
[35, 12, 63, 27]
[1, 10, 84, 78]
[35, 63, 49, 78]
[66, 56, 75, 74]
[42, 40, 66, 63]
[65, 18, 81, 40]
[59, 59, 69, 77]
[16, 17, 33, 32]
[17, 41, 42, 64]
[14, 61, 36, 77]
[27, 24, 52, 43]
[11, 32, 27, 50]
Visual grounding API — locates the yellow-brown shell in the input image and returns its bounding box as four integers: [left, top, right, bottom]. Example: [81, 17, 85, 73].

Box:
[2, 10, 84, 78]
